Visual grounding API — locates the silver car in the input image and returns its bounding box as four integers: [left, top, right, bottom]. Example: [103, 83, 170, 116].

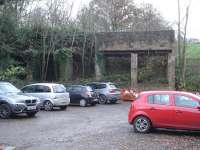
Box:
[87, 82, 121, 104]
[0, 82, 39, 119]
[21, 83, 70, 111]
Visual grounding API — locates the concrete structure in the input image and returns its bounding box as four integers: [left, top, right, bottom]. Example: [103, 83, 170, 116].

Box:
[95, 30, 176, 89]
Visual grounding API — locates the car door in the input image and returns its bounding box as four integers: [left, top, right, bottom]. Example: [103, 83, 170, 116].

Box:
[68, 87, 82, 104]
[145, 94, 174, 128]
[34, 85, 52, 100]
[173, 94, 200, 130]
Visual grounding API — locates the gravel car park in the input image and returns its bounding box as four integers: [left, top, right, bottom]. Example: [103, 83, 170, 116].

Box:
[1, 101, 200, 150]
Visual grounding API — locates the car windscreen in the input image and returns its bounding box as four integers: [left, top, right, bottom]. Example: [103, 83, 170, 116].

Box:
[0, 83, 20, 94]
[53, 85, 66, 93]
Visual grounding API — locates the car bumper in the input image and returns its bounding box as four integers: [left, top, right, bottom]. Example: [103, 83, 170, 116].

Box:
[87, 98, 98, 104]
[107, 94, 121, 102]
[52, 98, 70, 106]
[10, 103, 39, 114]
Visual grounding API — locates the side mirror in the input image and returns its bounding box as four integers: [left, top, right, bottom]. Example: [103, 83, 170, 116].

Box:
[197, 106, 200, 111]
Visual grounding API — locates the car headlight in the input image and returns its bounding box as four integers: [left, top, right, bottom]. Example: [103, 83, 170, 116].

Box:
[36, 98, 41, 104]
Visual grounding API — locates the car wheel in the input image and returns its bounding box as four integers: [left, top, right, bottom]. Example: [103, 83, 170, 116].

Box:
[0, 104, 12, 119]
[44, 101, 53, 111]
[99, 95, 107, 104]
[60, 106, 67, 110]
[80, 99, 87, 107]
[133, 116, 151, 133]
[27, 112, 37, 117]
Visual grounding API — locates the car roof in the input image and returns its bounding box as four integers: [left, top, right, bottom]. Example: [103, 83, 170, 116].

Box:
[87, 82, 113, 85]
[25, 83, 63, 87]
[67, 85, 87, 88]
[0, 81, 11, 84]
[140, 90, 200, 99]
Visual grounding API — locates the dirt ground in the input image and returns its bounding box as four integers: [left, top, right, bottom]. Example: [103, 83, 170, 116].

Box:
[1, 101, 200, 150]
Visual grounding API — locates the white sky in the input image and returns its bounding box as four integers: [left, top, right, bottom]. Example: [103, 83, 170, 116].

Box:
[71, 0, 200, 39]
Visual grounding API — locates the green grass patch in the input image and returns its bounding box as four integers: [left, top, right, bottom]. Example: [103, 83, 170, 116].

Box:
[186, 43, 200, 59]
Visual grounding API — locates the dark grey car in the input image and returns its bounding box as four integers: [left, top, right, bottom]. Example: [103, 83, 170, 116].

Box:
[87, 82, 121, 104]
[0, 82, 39, 119]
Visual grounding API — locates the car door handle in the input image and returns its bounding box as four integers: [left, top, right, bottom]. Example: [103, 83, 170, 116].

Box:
[176, 110, 182, 114]
[150, 107, 156, 110]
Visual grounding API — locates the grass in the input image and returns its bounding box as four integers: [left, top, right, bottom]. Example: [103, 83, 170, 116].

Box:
[186, 43, 200, 59]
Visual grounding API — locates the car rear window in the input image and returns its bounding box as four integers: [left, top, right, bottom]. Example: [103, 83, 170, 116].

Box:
[53, 85, 66, 93]
[109, 84, 117, 89]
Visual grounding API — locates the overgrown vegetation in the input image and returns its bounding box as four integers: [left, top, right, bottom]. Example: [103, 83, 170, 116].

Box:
[0, 0, 199, 91]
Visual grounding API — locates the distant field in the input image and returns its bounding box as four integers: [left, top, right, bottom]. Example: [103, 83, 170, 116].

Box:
[186, 43, 200, 59]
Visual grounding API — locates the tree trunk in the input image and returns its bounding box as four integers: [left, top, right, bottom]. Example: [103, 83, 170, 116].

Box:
[181, 6, 190, 88]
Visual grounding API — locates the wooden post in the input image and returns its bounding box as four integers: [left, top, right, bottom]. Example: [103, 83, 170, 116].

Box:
[131, 53, 138, 89]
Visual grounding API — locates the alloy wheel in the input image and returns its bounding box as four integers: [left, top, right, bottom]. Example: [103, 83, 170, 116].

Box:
[134, 116, 151, 133]
[80, 99, 87, 107]
[0, 104, 11, 119]
[99, 95, 107, 104]
[44, 101, 53, 111]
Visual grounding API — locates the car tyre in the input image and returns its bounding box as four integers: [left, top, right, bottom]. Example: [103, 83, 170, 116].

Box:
[0, 104, 12, 119]
[60, 106, 67, 110]
[80, 99, 87, 107]
[133, 116, 151, 133]
[99, 95, 107, 104]
[44, 101, 53, 111]
[27, 112, 37, 117]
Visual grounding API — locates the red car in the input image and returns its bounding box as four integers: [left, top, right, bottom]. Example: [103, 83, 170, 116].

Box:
[128, 91, 200, 133]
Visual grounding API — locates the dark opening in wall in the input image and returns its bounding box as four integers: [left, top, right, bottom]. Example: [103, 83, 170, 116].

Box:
[105, 55, 131, 75]
[138, 53, 168, 84]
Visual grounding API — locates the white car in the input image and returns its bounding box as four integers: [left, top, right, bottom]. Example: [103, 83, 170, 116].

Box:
[21, 83, 70, 111]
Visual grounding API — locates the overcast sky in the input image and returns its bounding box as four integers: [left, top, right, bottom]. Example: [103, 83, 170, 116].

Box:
[71, 0, 200, 39]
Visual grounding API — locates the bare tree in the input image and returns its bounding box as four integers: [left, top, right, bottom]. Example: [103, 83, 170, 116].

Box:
[78, 0, 169, 32]
[177, 0, 191, 88]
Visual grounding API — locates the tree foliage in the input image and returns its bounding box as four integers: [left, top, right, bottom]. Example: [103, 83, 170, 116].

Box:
[77, 0, 170, 32]
[0, 0, 178, 87]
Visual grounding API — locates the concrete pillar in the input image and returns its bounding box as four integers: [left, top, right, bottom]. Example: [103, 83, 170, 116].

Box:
[95, 54, 102, 81]
[168, 52, 176, 89]
[131, 53, 138, 89]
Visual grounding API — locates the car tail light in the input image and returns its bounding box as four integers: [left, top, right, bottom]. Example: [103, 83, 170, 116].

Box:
[109, 89, 116, 93]
[85, 91, 92, 97]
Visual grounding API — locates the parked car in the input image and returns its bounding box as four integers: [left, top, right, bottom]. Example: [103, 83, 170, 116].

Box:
[120, 88, 138, 101]
[0, 82, 39, 119]
[21, 83, 70, 111]
[66, 85, 98, 107]
[87, 82, 120, 104]
[128, 91, 200, 133]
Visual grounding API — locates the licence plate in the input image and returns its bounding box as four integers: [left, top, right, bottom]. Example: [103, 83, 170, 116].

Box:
[27, 106, 36, 110]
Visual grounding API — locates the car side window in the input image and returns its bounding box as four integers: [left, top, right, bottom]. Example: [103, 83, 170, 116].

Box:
[35, 85, 51, 93]
[74, 87, 83, 93]
[22, 86, 35, 93]
[174, 95, 199, 108]
[96, 84, 106, 89]
[147, 95, 154, 104]
[147, 94, 170, 105]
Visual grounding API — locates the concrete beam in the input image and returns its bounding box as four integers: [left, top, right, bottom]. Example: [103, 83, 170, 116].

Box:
[131, 53, 138, 89]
